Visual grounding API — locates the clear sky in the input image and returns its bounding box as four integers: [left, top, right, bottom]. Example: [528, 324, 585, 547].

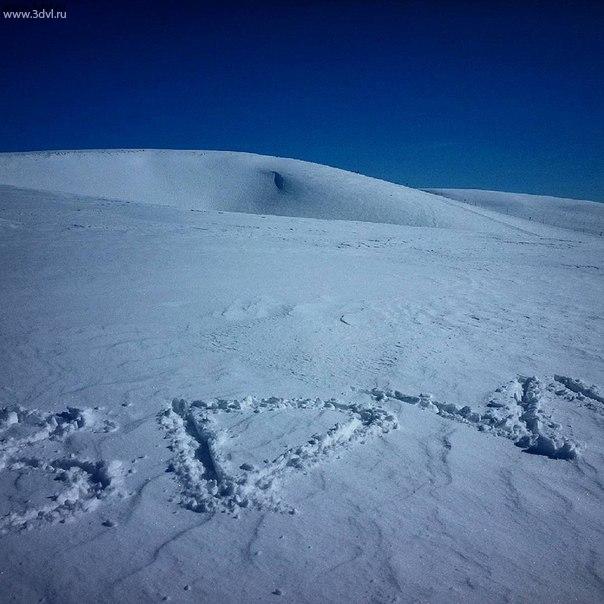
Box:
[1, 0, 603, 200]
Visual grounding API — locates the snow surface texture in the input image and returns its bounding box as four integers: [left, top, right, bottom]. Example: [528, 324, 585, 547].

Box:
[0, 150, 602, 603]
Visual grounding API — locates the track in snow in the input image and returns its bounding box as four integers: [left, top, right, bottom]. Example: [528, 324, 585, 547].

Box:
[0, 406, 124, 531]
[159, 374, 601, 518]
[371, 375, 603, 460]
[159, 396, 398, 515]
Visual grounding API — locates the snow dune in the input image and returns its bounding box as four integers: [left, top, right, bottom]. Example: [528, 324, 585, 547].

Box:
[0, 148, 581, 234]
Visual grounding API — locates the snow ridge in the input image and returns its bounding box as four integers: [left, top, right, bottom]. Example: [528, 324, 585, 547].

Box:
[0, 149, 566, 232]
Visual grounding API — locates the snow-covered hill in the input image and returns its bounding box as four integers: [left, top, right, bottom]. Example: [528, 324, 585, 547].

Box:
[0, 151, 602, 603]
[427, 187, 604, 235]
[0, 149, 575, 234]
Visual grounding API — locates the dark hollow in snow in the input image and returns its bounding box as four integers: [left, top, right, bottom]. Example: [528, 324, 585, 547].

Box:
[272, 171, 285, 191]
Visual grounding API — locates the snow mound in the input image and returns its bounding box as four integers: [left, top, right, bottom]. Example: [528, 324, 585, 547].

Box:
[427, 188, 604, 235]
[0, 149, 541, 231]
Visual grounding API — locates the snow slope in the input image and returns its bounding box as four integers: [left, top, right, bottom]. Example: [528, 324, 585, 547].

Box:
[427, 188, 604, 235]
[0, 149, 559, 233]
[0, 151, 603, 603]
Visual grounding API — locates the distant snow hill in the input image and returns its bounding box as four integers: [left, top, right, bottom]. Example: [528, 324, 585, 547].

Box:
[427, 188, 604, 236]
[0, 149, 601, 234]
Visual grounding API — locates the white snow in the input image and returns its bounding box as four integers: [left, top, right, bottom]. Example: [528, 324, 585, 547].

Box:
[0, 149, 566, 233]
[0, 150, 602, 603]
[160, 396, 397, 515]
[427, 188, 604, 235]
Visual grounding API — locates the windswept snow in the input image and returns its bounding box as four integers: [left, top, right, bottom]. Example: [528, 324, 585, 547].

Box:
[0, 150, 602, 603]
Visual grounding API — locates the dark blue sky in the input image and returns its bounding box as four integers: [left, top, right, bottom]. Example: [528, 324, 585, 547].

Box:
[1, 0, 603, 200]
